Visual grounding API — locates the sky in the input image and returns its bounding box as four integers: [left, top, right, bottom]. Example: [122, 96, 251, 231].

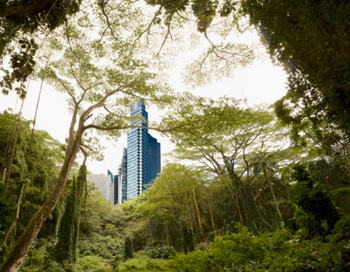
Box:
[0, 29, 287, 176]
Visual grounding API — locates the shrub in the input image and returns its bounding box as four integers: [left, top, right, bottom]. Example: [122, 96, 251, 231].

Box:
[147, 245, 176, 259]
[75, 255, 109, 271]
[115, 252, 170, 272]
[170, 225, 350, 271]
[78, 233, 122, 259]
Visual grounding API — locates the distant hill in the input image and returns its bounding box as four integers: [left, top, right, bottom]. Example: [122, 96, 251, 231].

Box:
[87, 173, 110, 200]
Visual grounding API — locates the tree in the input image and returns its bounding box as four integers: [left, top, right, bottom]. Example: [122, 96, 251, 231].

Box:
[0, 0, 175, 270]
[161, 97, 290, 233]
[250, 151, 284, 228]
[123, 237, 134, 261]
[145, 0, 350, 149]
[54, 164, 86, 264]
[137, 163, 211, 250]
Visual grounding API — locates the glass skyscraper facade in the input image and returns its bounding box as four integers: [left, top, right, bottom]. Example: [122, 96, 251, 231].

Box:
[126, 99, 161, 199]
[120, 147, 128, 203]
[108, 99, 161, 204]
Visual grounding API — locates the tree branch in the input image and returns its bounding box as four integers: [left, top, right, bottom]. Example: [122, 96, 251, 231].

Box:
[83, 123, 189, 134]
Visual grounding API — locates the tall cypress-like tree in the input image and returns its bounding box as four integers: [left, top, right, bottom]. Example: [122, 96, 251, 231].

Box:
[54, 164, 86, 263]
[123, 237, 133, 261]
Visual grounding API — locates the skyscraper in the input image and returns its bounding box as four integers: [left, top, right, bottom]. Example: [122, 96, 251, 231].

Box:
[126, 99, 161, 199]
[119, 147, 128, 203]
[107, 170, 118, 205]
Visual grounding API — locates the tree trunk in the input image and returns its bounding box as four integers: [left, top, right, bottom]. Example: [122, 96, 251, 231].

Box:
[225, 164, 271, 233]
[192, 189, 203, 236]
[225, 183, 244, 225]
[0, 129, 82, 272]
[209, 204, 215, 231]
[232, 190, 244, 226]
[267, 178, 284, 229]
[238, 183, 272, 233]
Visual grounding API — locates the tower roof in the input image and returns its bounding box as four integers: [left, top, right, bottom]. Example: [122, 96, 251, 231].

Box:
[130, 98, 145, 113]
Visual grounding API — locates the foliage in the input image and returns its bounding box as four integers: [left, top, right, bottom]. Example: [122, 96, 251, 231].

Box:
[170, 225, 350, 272]
[147, 0, 350, 149]
[80, 183, 124, 237]
[0, 0, 80, 46]
[1, 0, 177, 269]
[147, 245, 176, 259]
[20, 234, 120, 271]
[238, 0, 350, 145]
[123, 237, 134, 261]
[21, 238, 112, 271]
[308, 159, 350, 215]
[0, 183, 15, 241]
[144, 0, 255, 88]
[79, 233, 122, 260]
[77, 183, 125, 259]
[289, 163, 341, 239]
[2, 0, 350, 270]
[0, 0, 81, 98]
[75, 255, 110, 272]
[0, 111, 63, 245]
[115, 251, 170, 272]
[20, 238, 59, 272]
[54, 164, 87, 263]
[136, 163, 212, 250]
[183, 41, 254, 88]
[0, 38, 38, 98]
[146, 0, 237, 33]
[161, 97, 291, 233]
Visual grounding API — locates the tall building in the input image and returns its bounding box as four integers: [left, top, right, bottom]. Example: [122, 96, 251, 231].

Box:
[107, 170, 116, 205]
[109, 181, 115, 204]
[118, 147, 128, 203]
[108, 99, 161, 204]
[108, 148, 127, 205]
[126, 99, 161, 199]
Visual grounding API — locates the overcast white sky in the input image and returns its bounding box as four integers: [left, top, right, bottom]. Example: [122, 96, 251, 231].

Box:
[0, 28, 287, 176]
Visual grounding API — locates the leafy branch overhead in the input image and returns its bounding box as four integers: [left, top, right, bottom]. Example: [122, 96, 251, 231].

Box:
[0, 0, 82, 99]
[145, 0, 238, 33]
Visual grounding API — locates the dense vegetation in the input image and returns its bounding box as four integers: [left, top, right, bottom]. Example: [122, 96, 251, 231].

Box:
[1, 0, 350, 271]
